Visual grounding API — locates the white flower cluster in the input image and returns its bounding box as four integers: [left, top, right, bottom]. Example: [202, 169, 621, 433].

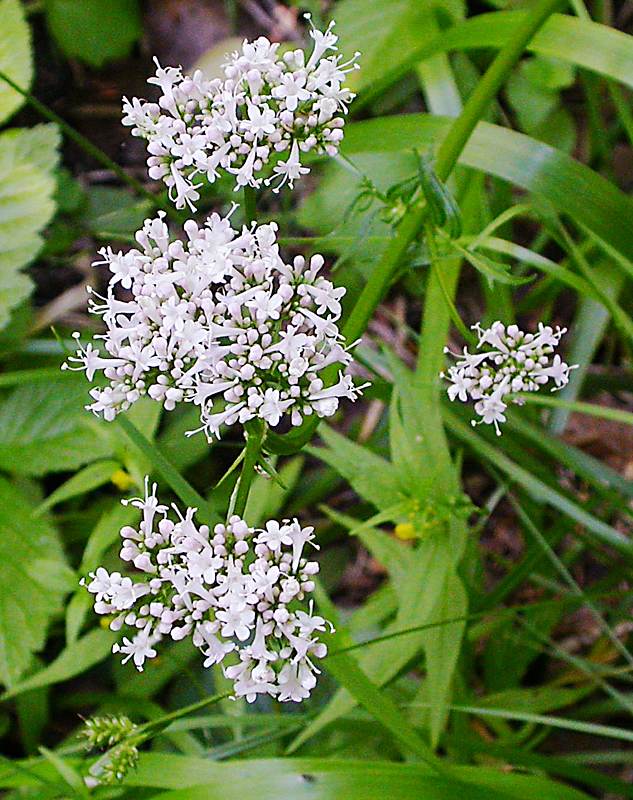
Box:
[443, 321, 576, 434]
[122, 20, 359, 210]
[83, 480, 331, 703]
[63, 209, 362, 440]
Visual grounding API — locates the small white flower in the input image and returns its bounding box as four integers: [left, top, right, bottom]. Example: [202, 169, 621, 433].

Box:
[112, 623, 159, 671]
[121, 21, 359, 207]
[444, 321, 577, 433]
[83, 483, 332, 702]
[66, 210, 363, 440]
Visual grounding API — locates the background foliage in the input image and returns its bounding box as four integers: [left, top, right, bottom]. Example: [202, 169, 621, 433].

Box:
[0, 0, 632, 797]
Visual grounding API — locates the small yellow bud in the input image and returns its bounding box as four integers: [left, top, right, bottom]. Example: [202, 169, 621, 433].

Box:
[394, 522, 416, 540]
[99, 616, 113, 630]
[111, 469, 134, 491]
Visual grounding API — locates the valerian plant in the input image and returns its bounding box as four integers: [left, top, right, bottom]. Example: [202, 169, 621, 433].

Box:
[3, 1, 633, 797]
[68, 14, 583, 786]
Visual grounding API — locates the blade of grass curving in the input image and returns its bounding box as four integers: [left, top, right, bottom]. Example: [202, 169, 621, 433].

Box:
[443, 409, 633, 556]
[411, 702, 633, 744]
[354, 12, 633, 107]
[518, 619, 633, 717]
[320, 641, 443, 766]
[115, 415, 218, 521]
[509, 493, 633, 668]
[506, 415, 633, 501]
[549, 262, 625, 434]
[517, 395, 633, 427]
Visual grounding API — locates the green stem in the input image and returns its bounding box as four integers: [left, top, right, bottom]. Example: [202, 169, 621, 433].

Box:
[514, 393, 633, 426]
[0, 69, 178, 219]
[138, 692, 230, 736]
[231, 420, 265, 518]
[343, 0, 563, 347]
[264, 0, 562, 456]
[426, 225, 475, 346]
[242, 185, 258, 225]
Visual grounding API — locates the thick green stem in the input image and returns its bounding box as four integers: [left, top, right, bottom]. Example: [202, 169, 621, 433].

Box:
[231, 420, 265, 518]
[345, 0, 563, 347]
[266, 0, 561, 456]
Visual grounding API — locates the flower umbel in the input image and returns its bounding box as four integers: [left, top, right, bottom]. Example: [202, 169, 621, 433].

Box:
[83, 479, 332, 703]
[122, 19, 359, 209]
[443, 321, 576, 434]
[64, 209, 363, 439]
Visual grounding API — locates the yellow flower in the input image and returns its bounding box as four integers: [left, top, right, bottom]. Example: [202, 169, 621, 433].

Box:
[111, 469, 134, 491]
[394, 522, 416, 540]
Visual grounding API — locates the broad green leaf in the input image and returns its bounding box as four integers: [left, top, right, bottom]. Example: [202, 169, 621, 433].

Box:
[0, 477, 73, 686]
[310, 425, 402, 512]
[0, 0, 32, 125]
[341, 115, 633, 267]
[45, 0, 142, 67]
[0, 124, 59, 328]
[124, 755, 590, 799]
[415, 568, 467, 747]
[35, 459, 121, 514]
[0, 378, 112, 475]
[0, 755, 592, 799]
[1, 629, 116, 700]
[333, 0, 463, 92]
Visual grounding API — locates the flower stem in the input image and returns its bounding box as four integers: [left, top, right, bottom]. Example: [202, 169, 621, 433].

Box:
[231, 419, 265, 519]
[242, 185, 258, 225]
[138, 691, 230, 736]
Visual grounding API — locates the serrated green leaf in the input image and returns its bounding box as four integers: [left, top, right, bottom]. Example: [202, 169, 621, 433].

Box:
[0, 124, 61, 173]
[0, 125, 59, 328]
[0, 378, 113, 475]
[0, 0, 32, 125]
[0, 477, 73, 686]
